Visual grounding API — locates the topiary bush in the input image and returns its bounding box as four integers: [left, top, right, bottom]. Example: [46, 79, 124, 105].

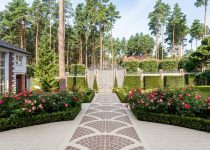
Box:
[121, 61, 139, 73]
[113, 88, 127, 103]
[159, 60, 178, 72]
[195, 70, 210, 86]
[93, 76, 98, 91]
[67, 77, 88, 90]
[70, 64, 86, 75]
[144, 76, 162, 89]
[164, 76, 185, 88]
[123, 76, 141, 91]
[139, 60, 159, 73]
[185, 74, 195, 86]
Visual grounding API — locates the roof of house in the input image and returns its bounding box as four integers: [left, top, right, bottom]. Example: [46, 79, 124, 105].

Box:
[0, 40, 30, 55]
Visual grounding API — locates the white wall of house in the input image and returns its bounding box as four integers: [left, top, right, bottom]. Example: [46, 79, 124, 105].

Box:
[14, 52, 27, 74]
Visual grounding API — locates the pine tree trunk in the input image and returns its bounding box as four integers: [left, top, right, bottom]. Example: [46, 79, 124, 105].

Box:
[111, 26, 114, 69]
[100, 25, 103, 69]
[204, 3, 207, 36]
[67, 39, 70, 72]
[35, 21, 39, 64]
[91, 30, 95, 68]
[20, 22, 24, 49]
[49, 0, 52, 50]
[79, 33, 83, 64]
[156, 32, 159, 60]
[161, 27, 164, 60]
[172, 24, 175, 59]
[196, 38, 198, 49]
[85, 34, 88, 69]
[58, 0, 66, 91]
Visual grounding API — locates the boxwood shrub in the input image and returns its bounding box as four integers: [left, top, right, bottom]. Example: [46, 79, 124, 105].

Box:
[132, 110, 210, 133]
[185, 74, 195, 86]
[122, 61, 139, 73]
[195, 70, 210, 86]
[70, 64, 86, 75]
[164, 76, 184, 88]
[67, 77, 88, 90]
[0, 106, 81, 132]
[123, 76, 141, 91]
[159, 60, 178, 72]
[144, 76, 162, 89]
[82, 90, 95, 103]
[113, 88, 127, 103]
[139, 60, 158, 73]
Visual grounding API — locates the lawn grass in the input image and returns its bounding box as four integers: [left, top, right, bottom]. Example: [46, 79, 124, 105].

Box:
[194, 86, 210, 100]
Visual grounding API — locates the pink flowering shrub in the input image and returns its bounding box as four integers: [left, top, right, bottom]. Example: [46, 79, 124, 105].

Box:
[128, 88, 208, 117]
[0, 90, 81, 118]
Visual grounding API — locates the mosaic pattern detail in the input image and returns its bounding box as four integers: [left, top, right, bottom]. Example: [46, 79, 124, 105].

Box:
[66, 93, 145, 150]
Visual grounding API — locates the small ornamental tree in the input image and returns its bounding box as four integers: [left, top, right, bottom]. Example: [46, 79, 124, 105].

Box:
[35, 31, 58, 91]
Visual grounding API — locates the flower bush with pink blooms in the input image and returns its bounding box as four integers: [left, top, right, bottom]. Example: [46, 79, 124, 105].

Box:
[128, 88, 209, 117]
[0, 90, 81, 118]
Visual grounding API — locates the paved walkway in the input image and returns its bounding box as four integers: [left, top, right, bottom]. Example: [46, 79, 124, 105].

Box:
[65, 93, 145, 150]
[1, 93, 210, 150]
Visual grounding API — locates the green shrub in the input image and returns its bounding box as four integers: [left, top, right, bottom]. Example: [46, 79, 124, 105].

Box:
[139, 60, 159, 73]
[195, 70, 210, 86]
[185, 74, 195, 86]
[144, 76, 162, 89]
[132, 110, 210, 133]
[93, 76, 98, 91]
[70, 64, 86, 75]
[159, 60, 178, 71]
[82, 90, 95, 103]
[114, 88, 127, 103]
[123, 76, 141, 91]
[184, 60, 197, 72]
[0, 106, 81, 132]
[122, 61, 139, 73]
[67, 77, 88, 90]
[164, 76, 184, 88]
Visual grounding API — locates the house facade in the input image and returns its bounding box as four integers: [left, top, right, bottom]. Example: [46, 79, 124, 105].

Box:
[0, 40, 30, 93]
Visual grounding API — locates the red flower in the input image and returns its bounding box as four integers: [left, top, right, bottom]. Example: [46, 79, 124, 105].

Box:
[64, 103, 69, 108]
[73, 97, 79, 102]
[0, 99, 4, 105]
[207, 97, 210, 103]
[185, 104, 190, 109]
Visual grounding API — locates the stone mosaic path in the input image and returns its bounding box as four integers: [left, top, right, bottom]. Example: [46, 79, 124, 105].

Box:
[65, 93, 145, 150]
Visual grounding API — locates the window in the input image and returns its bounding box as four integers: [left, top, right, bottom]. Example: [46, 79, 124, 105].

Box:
[16, 55, 23, 66]
[0, 52, 5, 93]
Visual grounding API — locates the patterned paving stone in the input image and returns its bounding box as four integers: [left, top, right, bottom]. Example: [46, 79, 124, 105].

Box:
[85, 121, 127, 132]
[89, 112, 123, 119]
[79, 116, 97, 124]
[115, 116, 132, 124]
[70, 127, 94, 141]
[65, 146, 80, 150]
[76, 135, 134, 150]
[117, 127, 141, 142]
[66, 93, 144, 150]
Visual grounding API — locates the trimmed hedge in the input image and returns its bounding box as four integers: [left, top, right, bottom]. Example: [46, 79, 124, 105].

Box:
[195, 70, 210, 86]
[123, 76, 141, 91]
[144, 76, 162, 89]
[139, 60, 158, 73]
[70, 64, 86, 75]
[160, 60, 178, 72]
[164, 76, 184, 88]
[185, 74, 195, 86]
[132, 109, 210, 133]
[114, 88, 127, 103]
[82, 91, 95, 103]
[67, 77, 88, 90]
[0, 106, 81, 132]
[122, 61, 139, 73]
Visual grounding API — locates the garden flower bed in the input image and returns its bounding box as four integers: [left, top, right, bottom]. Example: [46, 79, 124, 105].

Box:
[0, 90, 82, 131]
[127, 88, 210, 132]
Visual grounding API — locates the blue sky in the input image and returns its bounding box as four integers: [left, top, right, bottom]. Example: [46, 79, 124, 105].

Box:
[0, 0, 209, 50]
